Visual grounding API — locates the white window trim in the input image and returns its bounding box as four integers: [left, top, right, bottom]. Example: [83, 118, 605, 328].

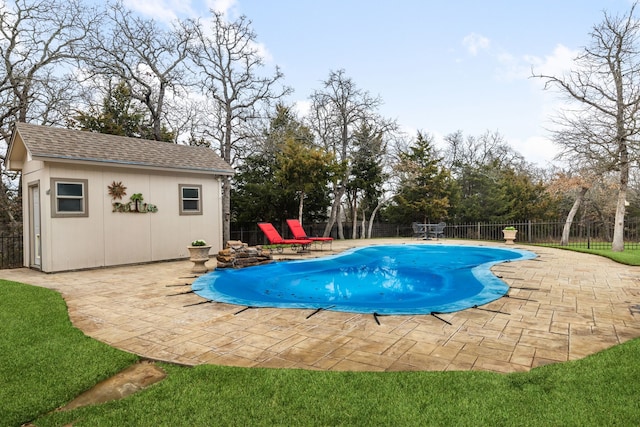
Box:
[50, 178, 89, 218]
[179, 184, 202, 216]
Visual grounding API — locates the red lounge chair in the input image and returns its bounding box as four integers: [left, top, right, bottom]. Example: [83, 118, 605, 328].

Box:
[286, 219, 333, 250]
[258, 222, 312, 253]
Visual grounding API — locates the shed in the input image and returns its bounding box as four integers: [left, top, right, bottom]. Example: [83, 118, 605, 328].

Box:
[6, 123, 234, 272]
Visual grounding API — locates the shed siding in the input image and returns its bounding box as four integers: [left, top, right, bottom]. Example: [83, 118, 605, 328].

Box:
[31, 162, 221, 272]
[9, 124, 232, 273]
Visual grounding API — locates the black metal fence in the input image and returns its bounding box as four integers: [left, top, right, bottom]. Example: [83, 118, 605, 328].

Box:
[0, 233, 23, 269]
[1, 219, 637, 270]
[438, 220, 640, 249]
[232, 218, 640, 250]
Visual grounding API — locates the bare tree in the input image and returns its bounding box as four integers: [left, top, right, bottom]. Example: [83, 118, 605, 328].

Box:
[189, 11, 291, 243]
[546, 169, 595, 245]
[0, 0, 99, 230]
[533, 3, 640, 251]
[0, 0, 99, 136]
[308, 69, 396, 238]
[81, 1, 195, 141]
[442, 130, 526, 176]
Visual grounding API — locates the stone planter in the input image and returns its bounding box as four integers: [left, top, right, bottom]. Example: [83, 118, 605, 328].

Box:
[502, 229, 517, 245]
[188, 245, 211, 273]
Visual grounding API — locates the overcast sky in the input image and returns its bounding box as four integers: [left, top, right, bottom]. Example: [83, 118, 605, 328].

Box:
[125, 0, 636, 167]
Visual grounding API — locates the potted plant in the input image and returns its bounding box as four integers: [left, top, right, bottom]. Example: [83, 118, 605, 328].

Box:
[188, 239, 211, 273]
[502, 226, 517, 244]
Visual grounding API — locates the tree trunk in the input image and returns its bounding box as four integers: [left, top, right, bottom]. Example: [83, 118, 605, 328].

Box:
[612, 141, 629, 252]
[561, 187, 588, 246]
[298, 191, 304, 224]
[351, 194, 358, 239]
[337, 203, 345, 239]
[221, 176, 231, 246]
[612, 192, 626, 251]
[612, 173, 628, 251]
[367, 200, 384, 238]
[323, 185, 345, 238]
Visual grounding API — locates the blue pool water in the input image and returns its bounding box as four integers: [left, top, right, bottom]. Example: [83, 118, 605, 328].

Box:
[191, 244, 536, 315]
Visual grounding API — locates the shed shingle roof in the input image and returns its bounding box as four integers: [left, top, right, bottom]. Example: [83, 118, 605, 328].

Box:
[10, 123, 234, 175]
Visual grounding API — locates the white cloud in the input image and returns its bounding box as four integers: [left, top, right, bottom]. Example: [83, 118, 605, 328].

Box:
[253, 41, 274, 63]
[494, 50, 529, 81]
[510, 135, 559, 166]
[525, 44, 581, 119]
[293, 100, 311, 117]
[462, 33, 490, 56]
[526, 43, 578, 78]
[208, 0, 238, 17]
[124, 0, 239, 21]
[492, 43, 578, 84]
[124, 0, 179, 22]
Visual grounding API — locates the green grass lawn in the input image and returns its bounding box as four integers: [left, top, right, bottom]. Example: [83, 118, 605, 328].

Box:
[539, 244, 640, 265]
[0, 280, 139, 426]
[2, 275, 640, 426]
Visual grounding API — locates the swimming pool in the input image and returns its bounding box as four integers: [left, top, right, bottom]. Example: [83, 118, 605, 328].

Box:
[191, 244, 536, 315]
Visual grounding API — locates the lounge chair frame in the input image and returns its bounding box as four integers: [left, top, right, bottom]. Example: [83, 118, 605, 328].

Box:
[258, 222, 312, 253]
[286, 219, 333, 250]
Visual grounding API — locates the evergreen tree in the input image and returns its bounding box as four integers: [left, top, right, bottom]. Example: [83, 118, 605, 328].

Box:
[385, 132, 454, 223]
[346, 123, 387, 237]
[232, 151, 290, 223]
[450, 161, 557, 223]
[276, 137, 337, 223]
[232, 105, 332, 226]
[71, 81, 174, 141]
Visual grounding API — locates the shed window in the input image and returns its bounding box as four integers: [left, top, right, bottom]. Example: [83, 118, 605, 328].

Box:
[51, 178, 88, 217]
[179, 184, 202, 215]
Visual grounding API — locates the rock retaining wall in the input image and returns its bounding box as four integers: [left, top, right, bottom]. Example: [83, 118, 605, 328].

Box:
[216, 240, 272, 269]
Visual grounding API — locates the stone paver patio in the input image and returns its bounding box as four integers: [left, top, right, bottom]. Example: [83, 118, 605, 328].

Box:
[2, 239, 639, 373]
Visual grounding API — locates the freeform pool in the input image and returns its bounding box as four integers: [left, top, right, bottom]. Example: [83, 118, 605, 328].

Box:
[191, 244, 536, 315]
